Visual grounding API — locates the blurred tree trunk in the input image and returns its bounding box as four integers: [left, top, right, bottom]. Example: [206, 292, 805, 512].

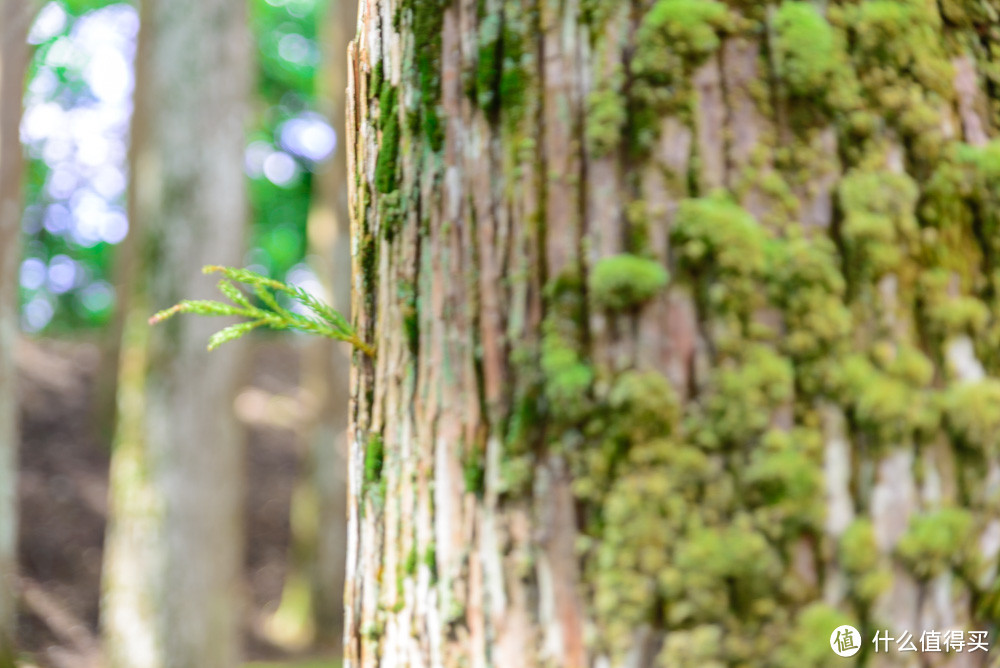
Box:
[0, 1, 30, 664]
[267, 0, 355, 653]
[303, 0, 355, 651]
[100, 0, 251, 667]
[345, 1, 1000, 667]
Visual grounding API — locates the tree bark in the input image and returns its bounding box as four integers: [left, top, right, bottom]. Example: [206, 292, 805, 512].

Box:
[0, 1, 31, 663]
[346, 1, 1000, 667]
[100, 0, 251, 666]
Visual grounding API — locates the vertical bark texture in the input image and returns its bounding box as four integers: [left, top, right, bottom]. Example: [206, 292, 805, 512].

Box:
[0, 1, 30, 662]
[100, 0, 251, 666]
[347, 1, 1000, 667]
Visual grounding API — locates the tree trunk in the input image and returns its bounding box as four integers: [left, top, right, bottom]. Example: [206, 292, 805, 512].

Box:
[0, 1, 31, 663]
[303, 0, 357, 650]
[346, 1, 1000, 667]
[307, 0, 357, 650]
[268, 0, 356, 651]
[100, 0, 251, 666]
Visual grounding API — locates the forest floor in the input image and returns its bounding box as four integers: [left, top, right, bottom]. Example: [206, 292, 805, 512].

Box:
[14, 336, 336, 668]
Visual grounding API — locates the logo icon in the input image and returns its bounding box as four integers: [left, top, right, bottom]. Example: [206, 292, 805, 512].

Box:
[831, 625, 862, 657]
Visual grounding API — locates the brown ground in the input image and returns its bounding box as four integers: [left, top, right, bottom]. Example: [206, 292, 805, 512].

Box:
[15, 337, 306, 667]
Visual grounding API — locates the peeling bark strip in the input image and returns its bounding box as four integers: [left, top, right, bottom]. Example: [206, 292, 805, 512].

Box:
[347, 1, 1000, 667]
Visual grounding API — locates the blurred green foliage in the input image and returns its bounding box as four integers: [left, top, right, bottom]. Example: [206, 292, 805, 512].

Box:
[19, 0, 330, 334]
[246, 0, 325, 280]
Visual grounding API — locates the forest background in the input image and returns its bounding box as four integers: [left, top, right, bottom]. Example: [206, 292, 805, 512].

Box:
[1, 0, 354, 665]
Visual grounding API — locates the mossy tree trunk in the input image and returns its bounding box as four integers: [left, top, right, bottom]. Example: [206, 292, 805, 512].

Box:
[100, 0, 251, 666]
[0, 2, 31, 664]
[346, 1, 1000, 666]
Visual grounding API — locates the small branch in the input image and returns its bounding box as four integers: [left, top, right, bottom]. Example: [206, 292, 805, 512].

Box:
[149, 265, 375, 357]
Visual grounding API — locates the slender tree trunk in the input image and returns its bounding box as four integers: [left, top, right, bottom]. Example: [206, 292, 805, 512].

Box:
[100, 0, 251, 666]
[0, 2, 31, 663]
[268, 0, 355, 652]
[306, 0, 356, 651]
[346, 1, 1000, 666]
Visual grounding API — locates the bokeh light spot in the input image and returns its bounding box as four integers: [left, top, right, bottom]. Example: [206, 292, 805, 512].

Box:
[22, 296, 55, 333]
[47, 254, 78, 294]
[28, 2, 68, 45]
[20, 258, 47, 291]
[262, 151, 298, 187]
[279, 113, 335, 163]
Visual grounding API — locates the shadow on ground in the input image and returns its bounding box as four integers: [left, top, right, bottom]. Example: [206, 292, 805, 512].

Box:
[15, 337, 330, 667]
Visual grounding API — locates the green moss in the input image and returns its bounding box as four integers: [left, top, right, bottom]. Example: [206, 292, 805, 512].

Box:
[424, 544, 437, 578]
[838, 168, 919, 281]
[585, 86, 627, 157]
[745, 438, 822, 532]
[495, 7, 528, 129]
[930, 297, 990, 337]
[671, 195, 768, 316]
[835, 354, 938, 445]
[628, 0, 732, 153]
[581, 0, 620, 35]
[939, 0, 994, 26]
[541, 333, 594, 421]
[843, 0, 954, 165]
[364, 434, 384, 485]
[844, 0, 953, 165]
[654, 625, 725, 668]
[540, 270, 592, 426]
[504, 373, 542, 451]
[884, 345, 934, 386]
[380, 190, 403, 240]
[462, 442, 486, 496]
[404, 546, 418, 576]
[917, 271, 989, 339]
[697, 344, 794, 448]
[396, 279, 419, 355]
[766, 237, 851, 361]
[592, 448, 717, 652]
[590, 254, 669, 311]
[777, 603, 859, 667]
[773, 1, 854, 105]
[475, 14, 502, 109]
[839, 519, 893, 604]
[664, 520, 782, 623]
[850, 0, 952, 99]
[374, 86, 400, 194]
[637, 0, 731, 61]
[980, 578, 1000, 624]
[896, 508, 975, 579]
[360, 232, 378, 306]
[570, 371, 680, 503]
[941, 379, 1000, 456]
[608, 371, 679, 440]
[405, 0, 447, 149]
[839, 519, 879, 573]
[498, 59, 527, 126]
[957, 141, 1000, 263]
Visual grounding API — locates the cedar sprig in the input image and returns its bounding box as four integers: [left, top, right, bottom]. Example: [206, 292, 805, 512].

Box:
[149, 265, 374, 356]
